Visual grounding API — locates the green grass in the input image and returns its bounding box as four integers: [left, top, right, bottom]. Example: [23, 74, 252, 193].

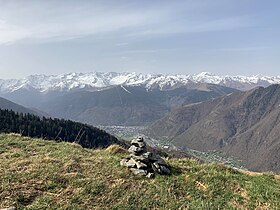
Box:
[0, 133, 280, 210]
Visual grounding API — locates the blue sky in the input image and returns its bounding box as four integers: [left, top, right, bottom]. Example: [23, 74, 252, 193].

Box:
[0, 0, 279, 79]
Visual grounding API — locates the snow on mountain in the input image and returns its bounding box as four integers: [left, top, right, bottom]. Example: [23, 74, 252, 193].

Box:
[0, 71, 280, 93]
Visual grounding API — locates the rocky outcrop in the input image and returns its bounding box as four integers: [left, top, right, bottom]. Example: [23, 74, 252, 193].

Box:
[120, 137, 171, 178]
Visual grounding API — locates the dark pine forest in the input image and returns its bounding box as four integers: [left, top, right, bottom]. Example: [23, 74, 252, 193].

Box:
[0, 109, 120, 148]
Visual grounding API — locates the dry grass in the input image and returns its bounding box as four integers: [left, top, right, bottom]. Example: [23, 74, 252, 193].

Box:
[105, 144, 128, 154]
[0, 134, 280, 209]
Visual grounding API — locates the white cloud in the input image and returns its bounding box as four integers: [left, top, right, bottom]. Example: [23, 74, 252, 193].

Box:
[0, 1, 254, 45]
[126, 16, 252, 37]
[208, 46, 268, 53]
[121, 49, 159, 54]
[0, 20, 30, 44]
[115, 42, 129, 46]
[0, 1, 166, 44]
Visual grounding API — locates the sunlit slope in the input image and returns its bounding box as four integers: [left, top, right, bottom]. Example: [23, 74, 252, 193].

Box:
[0, 134, 280, 209]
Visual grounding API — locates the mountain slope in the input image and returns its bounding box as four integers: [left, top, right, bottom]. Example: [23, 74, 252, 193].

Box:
[38, 84, 237, 126]
[1, 134, 280, 209]
[147, 84, 280, 172]
[0, 96, 39, 115]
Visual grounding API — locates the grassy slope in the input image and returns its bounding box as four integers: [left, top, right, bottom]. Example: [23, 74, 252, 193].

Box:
[0, 134, 280, 210]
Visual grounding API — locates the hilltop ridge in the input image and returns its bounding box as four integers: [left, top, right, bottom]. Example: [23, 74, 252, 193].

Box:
[0, 134, 280, 209]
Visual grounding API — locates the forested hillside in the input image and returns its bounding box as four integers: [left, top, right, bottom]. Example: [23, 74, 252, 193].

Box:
[0, 109, 120, 148]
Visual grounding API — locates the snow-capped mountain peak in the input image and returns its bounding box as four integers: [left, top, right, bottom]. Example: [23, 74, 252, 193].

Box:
[0, 72, 279, 93]
[192, 72, 222, 84]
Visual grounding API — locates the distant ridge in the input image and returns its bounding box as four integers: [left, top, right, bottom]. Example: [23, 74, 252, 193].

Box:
[20, 84, 237, 126]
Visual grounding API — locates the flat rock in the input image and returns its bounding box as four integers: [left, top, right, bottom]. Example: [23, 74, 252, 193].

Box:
[152, 162, 160, 170]
[128, 145, 144, 154]
[120, 158, 136, 168]
[142, 152, 152, 159]
[130, 168, 147, 176]
[146, 172, 155, 179]
[152, 162, 170, 174]
[129, 154, 149, 163]
[149, 155, 168, 166]
[135, 161, 148, 169]
[159, 165, 171, 175]
[120, 158, 129, 166]
[147, 153, 160, 161]
[136, 137, 144, 142]
[131, 139, 146, 148]
[154, 157, 168, 166]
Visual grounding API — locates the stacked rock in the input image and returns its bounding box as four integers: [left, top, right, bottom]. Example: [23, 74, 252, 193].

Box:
[120, 137, 171, 178]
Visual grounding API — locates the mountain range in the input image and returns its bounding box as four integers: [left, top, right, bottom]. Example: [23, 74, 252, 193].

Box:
[2, 71, 279, 126]
[38, 84, 237, 126]
[0, 82, 238, 126]
[147, 84, 280, 172]
[0, 71, 280, 94]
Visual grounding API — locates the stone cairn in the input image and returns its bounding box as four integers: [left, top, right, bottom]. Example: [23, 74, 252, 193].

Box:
[120, 137, 171, 178]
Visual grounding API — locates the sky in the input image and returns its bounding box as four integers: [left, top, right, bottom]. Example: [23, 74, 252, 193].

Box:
[0, 0, 279, 79]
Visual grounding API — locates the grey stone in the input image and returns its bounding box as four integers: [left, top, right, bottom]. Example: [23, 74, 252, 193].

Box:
[159, 165, 171, 175]
[127, 159, 137, 168]
[155, 157, 168, 166]
[152, 162, 170, 174]
[135, 161, 147, 169]
[136, 137, 144, 142]
[128, 145, 144, 154]
[146, 172, 155, 179]
[121, 137, 171, 177]
[131, 139, 146, 148]
[151, 162, 160, 174]
[130, 168, 147, 176]
[120, 158, 136, 168]
[129, 154, 149, 163]
[152, 162, 160, 169]
[148, 153, 160, 161]
[142, 152, 152, 159]
[120, 158, 129, 166]
[149, 154, 168, 166]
